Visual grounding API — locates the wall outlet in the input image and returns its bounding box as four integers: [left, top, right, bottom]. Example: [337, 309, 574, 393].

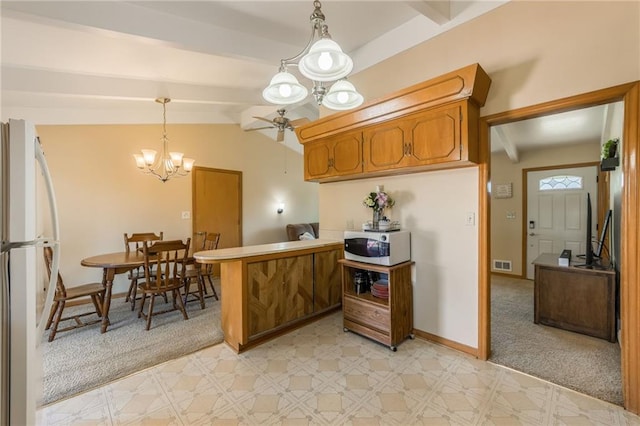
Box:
[346, 219, 354, 230]
[181, 211, 191, 220]
[465, 212, 475, 226]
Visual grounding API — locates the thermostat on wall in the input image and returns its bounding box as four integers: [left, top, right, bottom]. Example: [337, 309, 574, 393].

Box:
[494, 183, 513, 199]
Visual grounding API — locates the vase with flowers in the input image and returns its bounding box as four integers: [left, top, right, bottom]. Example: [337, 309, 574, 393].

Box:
[363, 185, 395, 229]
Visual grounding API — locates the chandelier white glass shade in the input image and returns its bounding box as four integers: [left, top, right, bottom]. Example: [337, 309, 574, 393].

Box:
[322, 79, 363, 110]
[262, 1, 363, 110]
[133, 98, 195, 183]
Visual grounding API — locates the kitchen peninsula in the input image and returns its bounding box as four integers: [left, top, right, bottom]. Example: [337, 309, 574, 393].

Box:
[194, 239, 343, 352]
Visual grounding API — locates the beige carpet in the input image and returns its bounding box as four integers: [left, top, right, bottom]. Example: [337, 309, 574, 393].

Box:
[40, 282, 223, 406]
[489, 275, 622, 405]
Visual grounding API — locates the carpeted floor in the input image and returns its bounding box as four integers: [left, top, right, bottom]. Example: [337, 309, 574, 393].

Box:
[40, 282, 223, 407]
[489, 274, 622, 405]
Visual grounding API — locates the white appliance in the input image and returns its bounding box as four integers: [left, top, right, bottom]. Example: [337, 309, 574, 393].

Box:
[344, 230, 411, 266]
[1, 120, 59, 425]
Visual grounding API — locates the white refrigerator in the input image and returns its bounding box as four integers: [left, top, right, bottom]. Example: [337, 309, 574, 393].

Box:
[1, 119, 59, 425]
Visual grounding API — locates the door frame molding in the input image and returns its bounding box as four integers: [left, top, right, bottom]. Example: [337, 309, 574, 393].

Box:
[478, 81, 640, 413]
[521, 162, 599, 280]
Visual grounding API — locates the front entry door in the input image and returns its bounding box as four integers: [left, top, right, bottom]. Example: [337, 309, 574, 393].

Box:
[525, 166, 597, 279]
[192, 167, 242, 276]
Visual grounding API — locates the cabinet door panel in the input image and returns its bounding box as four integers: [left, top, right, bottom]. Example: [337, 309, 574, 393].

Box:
[247, 255, 313, 337]
[305, 142, 332, 179]
[364, 124, 407, 171]
[410, 104, 461, 164]
[332, 133, 363, 175]
[314, 249, 343, 311]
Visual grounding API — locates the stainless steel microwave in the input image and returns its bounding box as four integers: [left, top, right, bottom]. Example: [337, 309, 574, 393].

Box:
[344, 230, 411, 266]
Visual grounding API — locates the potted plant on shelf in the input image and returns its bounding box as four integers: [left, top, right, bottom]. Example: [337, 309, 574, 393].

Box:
[601, 138, 619, 171]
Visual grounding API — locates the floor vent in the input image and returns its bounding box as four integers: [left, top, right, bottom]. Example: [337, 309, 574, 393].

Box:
[493, 259, 512, 272]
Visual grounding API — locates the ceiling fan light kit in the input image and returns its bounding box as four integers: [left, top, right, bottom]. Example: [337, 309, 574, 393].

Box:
[262, 0, 363, 110]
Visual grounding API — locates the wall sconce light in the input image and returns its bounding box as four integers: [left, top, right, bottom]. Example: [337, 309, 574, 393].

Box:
[277, 203, 285, 214]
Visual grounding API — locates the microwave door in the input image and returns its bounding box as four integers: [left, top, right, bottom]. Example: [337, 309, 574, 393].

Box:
[345, 238, 388, 258]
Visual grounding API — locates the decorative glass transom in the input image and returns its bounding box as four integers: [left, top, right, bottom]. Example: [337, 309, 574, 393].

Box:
[538, 175, 583, 191]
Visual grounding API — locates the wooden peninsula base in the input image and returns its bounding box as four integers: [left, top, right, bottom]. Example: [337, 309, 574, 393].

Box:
[195, 240, 343, 353]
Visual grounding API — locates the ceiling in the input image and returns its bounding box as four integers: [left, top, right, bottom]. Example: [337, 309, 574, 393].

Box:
[0, 1, 612, 156]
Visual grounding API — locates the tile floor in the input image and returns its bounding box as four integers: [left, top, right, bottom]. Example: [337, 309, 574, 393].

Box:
[38, 312, 640, 425]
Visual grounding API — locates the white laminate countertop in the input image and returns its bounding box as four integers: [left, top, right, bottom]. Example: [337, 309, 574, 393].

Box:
[194, 238, 342, 263]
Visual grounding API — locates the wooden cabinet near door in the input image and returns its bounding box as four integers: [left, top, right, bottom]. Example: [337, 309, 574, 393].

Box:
[363, 101, 477, 174]
[304, 131, 363, 181]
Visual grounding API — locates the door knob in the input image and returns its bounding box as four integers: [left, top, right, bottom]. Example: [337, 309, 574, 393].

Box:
[529, 232, 536, 236]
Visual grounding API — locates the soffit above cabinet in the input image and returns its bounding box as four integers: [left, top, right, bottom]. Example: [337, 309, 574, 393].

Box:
[295, 63, 491, 144]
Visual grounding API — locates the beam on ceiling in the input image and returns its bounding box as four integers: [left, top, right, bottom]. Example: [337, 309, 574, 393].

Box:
[493, 125, 519, 163]
[404, 1, 451, 25]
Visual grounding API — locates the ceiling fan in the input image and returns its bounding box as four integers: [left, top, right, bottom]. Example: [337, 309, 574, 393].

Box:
[246, 109, 310, 142]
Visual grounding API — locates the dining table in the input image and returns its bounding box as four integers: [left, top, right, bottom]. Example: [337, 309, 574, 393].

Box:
[81, 251, 148, 333]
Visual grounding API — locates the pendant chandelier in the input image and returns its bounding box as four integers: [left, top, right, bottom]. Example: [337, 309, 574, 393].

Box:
[133, 98, 194, 183]
[262, 1, 364, 111]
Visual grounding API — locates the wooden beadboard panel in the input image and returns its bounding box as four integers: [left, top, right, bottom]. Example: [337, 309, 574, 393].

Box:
[313, 248, 343, 311]
[296, 63, 491, 144]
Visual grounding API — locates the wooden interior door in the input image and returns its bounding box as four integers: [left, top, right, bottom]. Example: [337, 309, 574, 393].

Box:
[192, 167, 242, 276]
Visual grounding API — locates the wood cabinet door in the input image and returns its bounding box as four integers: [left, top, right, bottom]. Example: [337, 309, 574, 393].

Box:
[363, 120, 410, 172]
[247, 255, 313, 337]
[304, 141, 332, 180]
[304, 132, 362, 180]
[408, 103, 462, 166]
[313, 248, 343, 311]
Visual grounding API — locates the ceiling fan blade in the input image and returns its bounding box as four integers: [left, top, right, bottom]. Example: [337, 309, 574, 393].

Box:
[245, 126, 274, 132]
[252, 116, 275, 125]
[288, 117, 310, 127]
[277, 130, 284, 142]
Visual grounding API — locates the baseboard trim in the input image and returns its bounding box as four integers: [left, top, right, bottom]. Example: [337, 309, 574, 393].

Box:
[413, 328, 479, 358]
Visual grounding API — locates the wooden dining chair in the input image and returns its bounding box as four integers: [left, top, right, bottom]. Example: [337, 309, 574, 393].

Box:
[43, 246, 106, 342]
[200, 232, 220, 300]
[124, 232, 163, 310]
[138, 238, 191, 330]
[183, 232, 220, 308]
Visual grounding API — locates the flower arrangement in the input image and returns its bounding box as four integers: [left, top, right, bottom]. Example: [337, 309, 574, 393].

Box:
[363, 187, 395, 212]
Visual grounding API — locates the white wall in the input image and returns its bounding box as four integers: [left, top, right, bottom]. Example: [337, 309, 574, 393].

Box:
[320, 168, 479, 348]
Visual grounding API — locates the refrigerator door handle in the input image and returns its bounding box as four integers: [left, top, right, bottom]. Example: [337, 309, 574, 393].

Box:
[34, 137, 60, 339]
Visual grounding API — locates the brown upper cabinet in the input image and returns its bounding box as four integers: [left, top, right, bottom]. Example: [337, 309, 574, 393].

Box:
[304, 130, 363, 180]
[296, 63, 490, 183]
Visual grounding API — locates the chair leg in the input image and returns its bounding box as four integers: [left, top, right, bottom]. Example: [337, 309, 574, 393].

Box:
[197, 275, 205, 310]
[183, 278, 192, 306]
[48, 300, 65, 342]
[175, 289, 189, 320]
[145, 295, 155, 331]
[46, 300, 59, 330]
[90, 294, 103, 317]
[138, 291, 147, 318]
[129, 278, 138, 311]
[206, 274, 219, 301]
